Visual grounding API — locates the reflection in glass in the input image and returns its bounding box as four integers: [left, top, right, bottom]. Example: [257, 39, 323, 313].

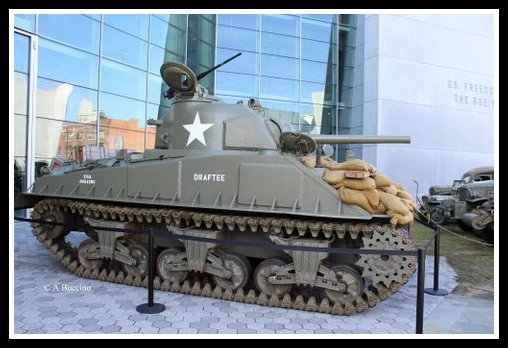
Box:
[217, 48, 258, 75]
[216, 71, 258, 98]
[14, 14, 35, 32]
[218, 14, 258, 30]
[38, 38, 99, 88]
[301, 81, 336, 105]
[261, 14, 299, 36]
[301, 39, 336, 63]
[302, 18, 335, 42]
[260, 76, 298, 101]
[100, 92, 145, 123]
[37, 77, 97, 123]
[150, 15, 187, 55]
[39, 15, 100, 53]
[187, 15, 216, 93]
[104, 14, 149, 40]
[14, 34, 30, 73]
[261, 55, 298, 80]
[217, 26, 259, 52]
[103, 26, 148, 69]
[147, 73, 164, 104]
[301, 60, 336, 84]
[101, 59, 147, 101]
[14, 72, 29, 116]
[260, 99, 299, 125]
[262, 32, 298, 57]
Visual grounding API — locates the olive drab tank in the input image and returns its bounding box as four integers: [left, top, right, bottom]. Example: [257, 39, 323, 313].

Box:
[15, 54, 418, 315]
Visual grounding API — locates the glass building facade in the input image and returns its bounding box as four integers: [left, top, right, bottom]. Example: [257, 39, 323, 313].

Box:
[13, 13, 360, 195]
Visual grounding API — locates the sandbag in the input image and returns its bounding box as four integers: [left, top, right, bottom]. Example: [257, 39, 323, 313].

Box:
[388, 211, 414, 227]
[393, 182, 407, 191]
[402, 198, 419, 212]
[323, 169, 346, 185]
[397, 190, 415, 201]
[379, 185, 398, 196]
[375, 202, 387, 214]
[362, 189, 380, 210]
[343, 177, 376, 191]
[299, 155, 333, 168]
[372, 172, 391, 188]
[378, 190, 410, 216]
[325, 159, 376, 173]
[339, 187, 376, 214]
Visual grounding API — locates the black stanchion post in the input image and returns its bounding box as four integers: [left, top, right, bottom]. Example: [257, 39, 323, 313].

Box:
[415, 247, 426, 334]
[136, 228, 165, 314]
[424, 225, 449, 296]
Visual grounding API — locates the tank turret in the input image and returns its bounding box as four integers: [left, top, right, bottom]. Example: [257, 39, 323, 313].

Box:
[15, 56, 418, 316]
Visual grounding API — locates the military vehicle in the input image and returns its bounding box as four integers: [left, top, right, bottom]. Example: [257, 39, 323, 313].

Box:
[420, 167, 494, 225]
[462, 194, 494, 243]
[15, 54, 416, 315]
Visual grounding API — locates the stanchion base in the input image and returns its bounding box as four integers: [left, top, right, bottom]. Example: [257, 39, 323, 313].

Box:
[424, 288, 449, 296]
[136, 303, 166, 314]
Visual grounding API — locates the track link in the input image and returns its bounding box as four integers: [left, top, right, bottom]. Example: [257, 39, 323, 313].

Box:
[30, 198, 417, 315]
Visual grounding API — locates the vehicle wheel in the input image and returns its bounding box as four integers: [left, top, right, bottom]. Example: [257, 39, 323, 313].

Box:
[122, 244, 149, 278]
[212, 253, 251, 290]
[156, 248, 187, 283]
[253, 258, 293, 297]
[430, 207, 447, 226]
[77, 239, 103, 271]
[323, 264, 364, 304]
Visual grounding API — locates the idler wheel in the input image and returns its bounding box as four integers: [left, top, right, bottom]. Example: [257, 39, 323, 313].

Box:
[156, 248, 188, 283]
[253, 258, 293, 297]
[37, 206, 72, 240]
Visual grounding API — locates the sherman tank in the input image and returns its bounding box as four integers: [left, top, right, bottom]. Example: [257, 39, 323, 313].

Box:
[15, 54, 417, 315]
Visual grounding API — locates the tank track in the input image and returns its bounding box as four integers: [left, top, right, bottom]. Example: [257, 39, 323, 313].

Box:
[30, 198, 416, 315]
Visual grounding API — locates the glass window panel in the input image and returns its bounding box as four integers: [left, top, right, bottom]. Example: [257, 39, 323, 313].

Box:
[101, 59, 146, 101]
[149, 45, 183, 75]
[339, 86, 354, 106]
[300, 103, 336, 135]
[38, 38, 99, 88]
[14, 72, 29, 115]
[301, 81, 336, 105]
[147, 102, 171, 122]
[261, 55, 298, 80]
[14, 113, 27, 164]
[37, 78, 97, 123]
[35, 119, 93, 164]
[260, 99, 299, 124]
[339, 27, 356, 48]
[261, 14, 299, 36]
[217, 26, 259, 52]
[147, 74, 165, 104]
[302, 18, 335, 42]
[260, 76, 298, 101]
[103, 26, 148, 69]
[302, 14, 334, 23]
[100, 92, 145, 123]
[104, 14, 149, 40]
[217, 48, 258, 75]
[215, 71, 258, 98]
[216, 95, 249, 105]
[39, 15, 100, 53]
[340, 46, 356, 67]
[84, 14, 101, 21]
[14, 34, 29, 73]
[339, 14, 356, 26]
[301, 59, 336, 84]
[218, 14, 258, 30]
[98, 124, 148, 153]
[301, 39, 336, 63]
[14, 14, 35, 32]
[150, 15, 186, 54]
[262, 32, 299, 58]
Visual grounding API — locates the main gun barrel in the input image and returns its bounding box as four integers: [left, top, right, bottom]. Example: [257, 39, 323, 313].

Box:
[312, 135, 411, 145]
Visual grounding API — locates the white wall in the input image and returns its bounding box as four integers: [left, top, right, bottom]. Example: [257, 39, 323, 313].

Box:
[362, 14, 494, 196]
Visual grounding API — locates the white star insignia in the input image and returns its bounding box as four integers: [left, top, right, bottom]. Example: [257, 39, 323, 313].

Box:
[183, 112, 214, 147]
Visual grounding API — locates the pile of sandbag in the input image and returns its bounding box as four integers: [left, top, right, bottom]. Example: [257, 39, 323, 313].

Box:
[300, 157, 418, 228]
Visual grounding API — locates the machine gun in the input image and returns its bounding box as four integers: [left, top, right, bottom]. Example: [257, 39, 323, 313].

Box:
[164, 52, 242, 100]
